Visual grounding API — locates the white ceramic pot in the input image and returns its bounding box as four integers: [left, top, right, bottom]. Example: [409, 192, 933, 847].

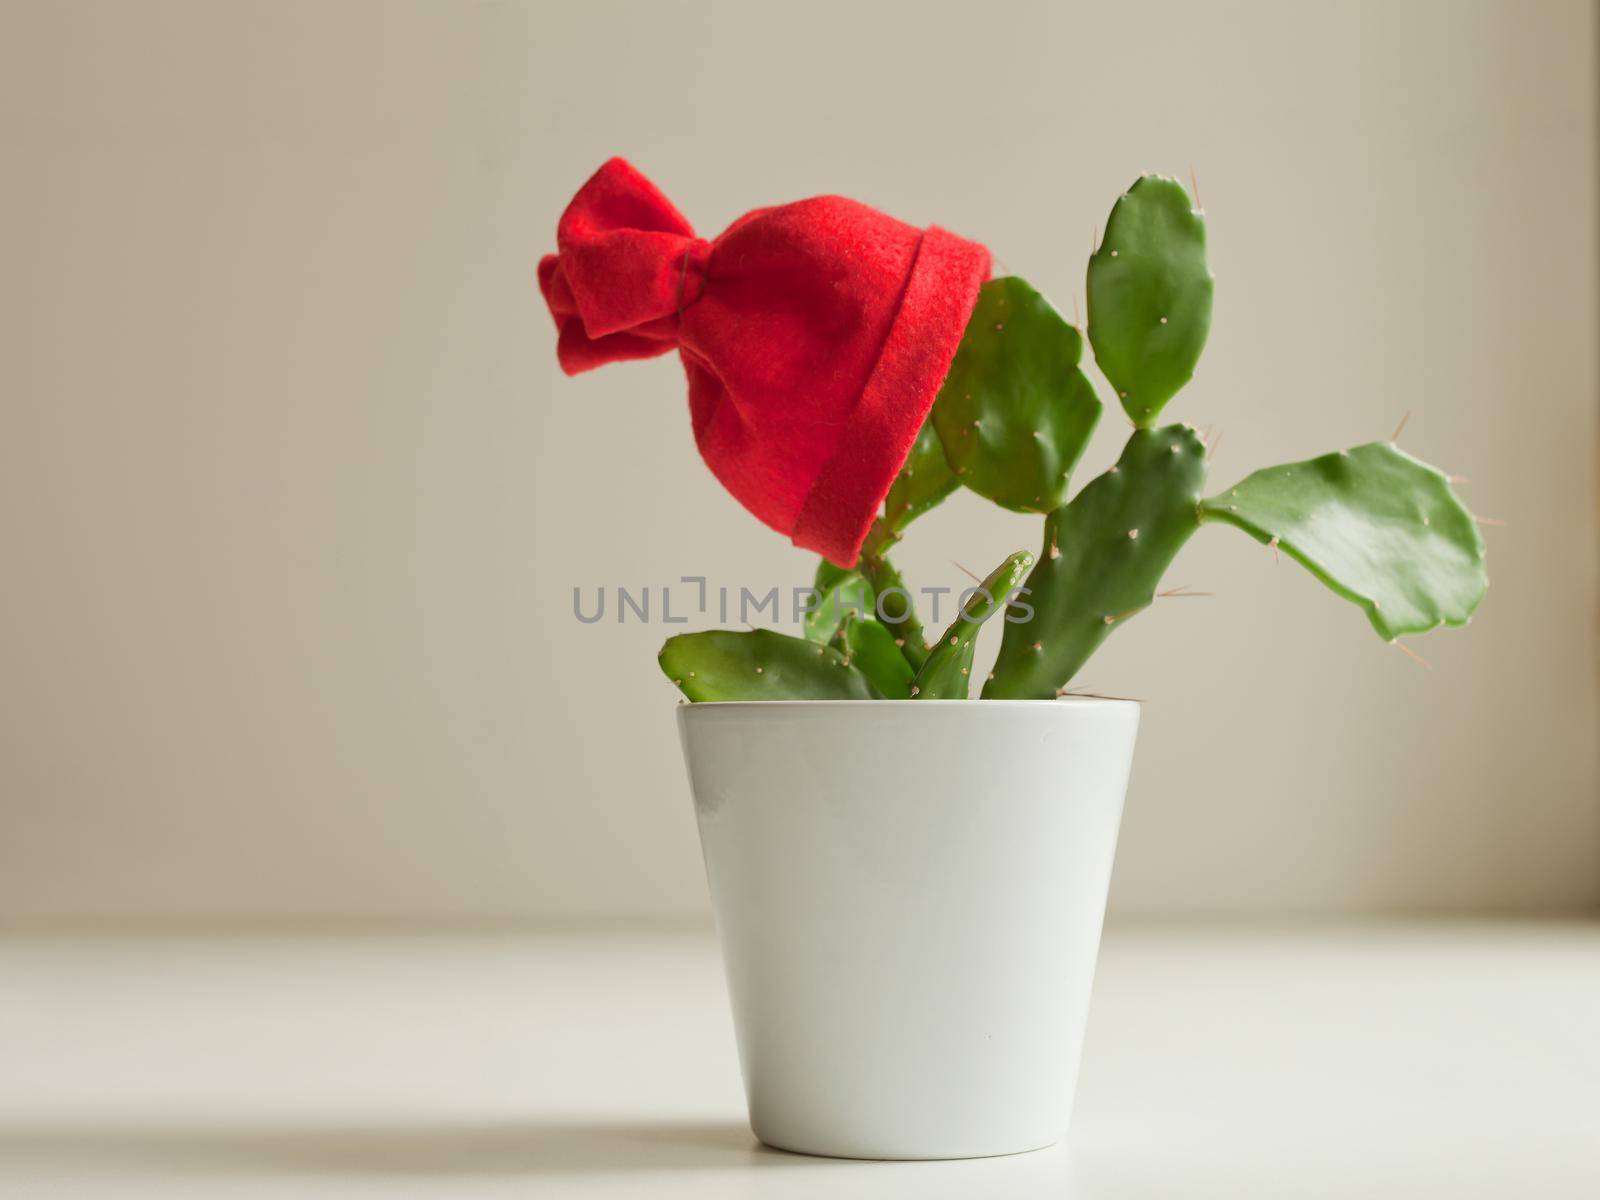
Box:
[677, 698, 1139, 1160]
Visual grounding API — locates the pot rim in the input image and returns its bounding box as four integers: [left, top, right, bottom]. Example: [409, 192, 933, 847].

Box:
[678, 697, 1139, 712]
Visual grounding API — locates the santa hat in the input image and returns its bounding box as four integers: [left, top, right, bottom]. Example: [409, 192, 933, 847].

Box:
[538, 158, 990, 567]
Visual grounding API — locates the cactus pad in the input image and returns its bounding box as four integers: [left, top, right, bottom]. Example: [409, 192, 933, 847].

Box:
[912, 550, 1034, 699]
[984, 425, 1208, 698]
[1087, 176, 1212, 427]
[833, 613, 916, 699]
[857, 547, 929, 669]
[1199, 442, 1487, 640]
[806, 559, 876, 643]
[660, 629, 877, 701]
[883, 413, 959, 530]
[933, 277, 1102, 513]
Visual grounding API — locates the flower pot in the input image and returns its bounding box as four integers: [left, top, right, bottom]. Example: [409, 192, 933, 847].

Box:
[676, 697, 1139, 1160]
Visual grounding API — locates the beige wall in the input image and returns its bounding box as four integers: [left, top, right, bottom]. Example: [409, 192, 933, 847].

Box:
[2, 0, 1595, 921]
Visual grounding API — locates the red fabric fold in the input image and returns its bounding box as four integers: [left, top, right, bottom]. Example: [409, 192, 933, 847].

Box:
[538, 158, 990, 567]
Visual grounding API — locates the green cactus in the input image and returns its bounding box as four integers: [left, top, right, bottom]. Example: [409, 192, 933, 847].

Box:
[1088, 175, 1212, 427]
[660, 629, 877, 701]
[933, 277, 1101, 513]
[806, 559, 875, 644]
[620, 173, 1490, 705]
[985, 426, 1208, 699]
[844, 411, 959, 668]
[912, 550, 1034, 699]
[857, 540, 930, 670]
[883, 413, 959, 529]
[833, 613, 916, 699]
[1200, 442, 1487, 640]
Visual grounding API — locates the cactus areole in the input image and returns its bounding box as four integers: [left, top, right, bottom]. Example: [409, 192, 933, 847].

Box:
[540, 165, 1489, 702]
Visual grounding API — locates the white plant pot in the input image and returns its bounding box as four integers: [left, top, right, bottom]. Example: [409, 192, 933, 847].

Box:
[677, 697, 1139, 1160]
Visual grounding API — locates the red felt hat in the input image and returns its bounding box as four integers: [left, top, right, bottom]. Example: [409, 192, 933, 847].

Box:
[538, 158, 990, 567]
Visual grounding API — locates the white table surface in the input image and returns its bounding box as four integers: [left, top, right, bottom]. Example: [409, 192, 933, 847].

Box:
[2, 920, 1596, 1198]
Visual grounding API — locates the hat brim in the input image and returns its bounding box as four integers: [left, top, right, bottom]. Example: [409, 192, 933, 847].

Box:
[790, 227, 992, 568]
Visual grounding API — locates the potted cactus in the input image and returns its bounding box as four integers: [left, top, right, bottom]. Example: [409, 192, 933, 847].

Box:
[540, 162, 1486, 1160]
